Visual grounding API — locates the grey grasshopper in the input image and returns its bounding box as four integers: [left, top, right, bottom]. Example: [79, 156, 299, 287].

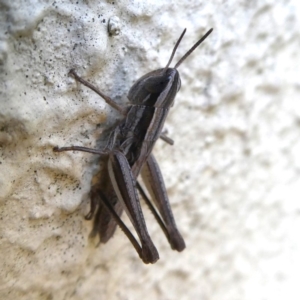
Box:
[54, 28, 213, 264]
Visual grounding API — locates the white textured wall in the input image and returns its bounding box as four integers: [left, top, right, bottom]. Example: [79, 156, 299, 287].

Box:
[1, 1, 300, 299]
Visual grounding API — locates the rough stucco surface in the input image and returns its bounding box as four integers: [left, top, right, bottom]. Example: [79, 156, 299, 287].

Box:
[1, 0, 300, 299]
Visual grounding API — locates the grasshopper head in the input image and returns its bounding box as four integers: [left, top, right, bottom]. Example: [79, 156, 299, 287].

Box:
[127, 28, 213, 108]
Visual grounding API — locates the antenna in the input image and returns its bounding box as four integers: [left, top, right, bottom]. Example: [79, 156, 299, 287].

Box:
[162, 28, 187, 73]
[174, 28, 213, 69]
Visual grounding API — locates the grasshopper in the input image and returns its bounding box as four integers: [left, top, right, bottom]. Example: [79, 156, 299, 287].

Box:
[54, 28, 213, 264]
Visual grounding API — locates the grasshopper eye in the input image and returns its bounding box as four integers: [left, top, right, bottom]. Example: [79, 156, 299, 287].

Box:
[144, 75, 170, 94]
[177, 78, 181, 92]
